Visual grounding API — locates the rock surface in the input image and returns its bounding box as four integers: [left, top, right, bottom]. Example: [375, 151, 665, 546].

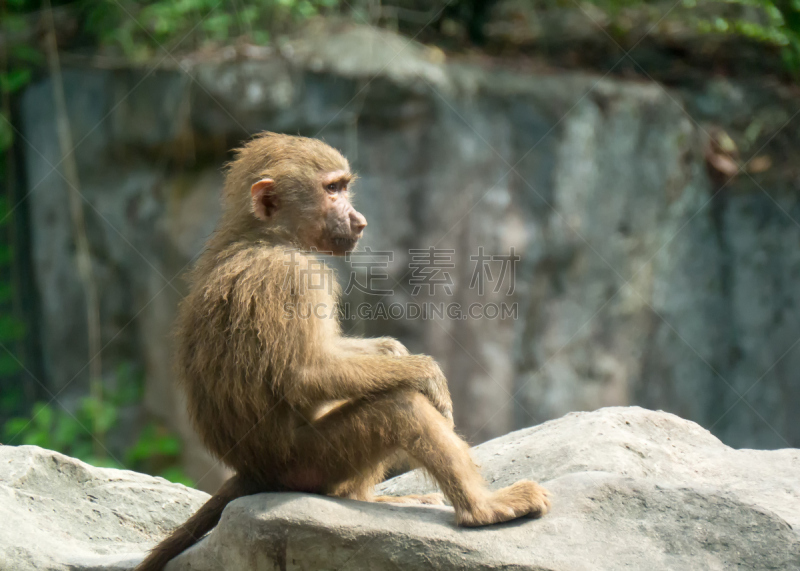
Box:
[2, 407, 799, 570]
[166, 407, 800, 570]
[0, 445, 208, 571]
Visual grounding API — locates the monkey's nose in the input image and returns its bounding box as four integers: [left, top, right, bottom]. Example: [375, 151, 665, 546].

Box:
[350, 211, 367, 233]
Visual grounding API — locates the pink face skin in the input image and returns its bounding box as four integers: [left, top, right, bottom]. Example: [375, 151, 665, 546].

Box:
[317, 170, 367, 256]
[250, 169, 367, 256]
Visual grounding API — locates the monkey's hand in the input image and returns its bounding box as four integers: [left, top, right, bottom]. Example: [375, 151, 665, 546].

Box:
[419, 358, 454, 424]
[373, 337, 410, 356]
[337, 337, 409, 357]
[301, 352, 452, 424]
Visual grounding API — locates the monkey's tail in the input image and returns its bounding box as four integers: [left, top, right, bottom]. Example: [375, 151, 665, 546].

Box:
[135, 474, 261, 571]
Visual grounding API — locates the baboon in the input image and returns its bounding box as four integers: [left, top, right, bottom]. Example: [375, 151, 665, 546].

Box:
[136, 132, 550, 571]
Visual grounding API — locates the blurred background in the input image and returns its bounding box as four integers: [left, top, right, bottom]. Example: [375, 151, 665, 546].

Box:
[1, 0, 799, 492]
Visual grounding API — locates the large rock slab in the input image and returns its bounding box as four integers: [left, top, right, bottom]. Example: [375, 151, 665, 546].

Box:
[0, 445, 208, 571]
[2, 407, 798, 570]
[168, 407, 800, 570]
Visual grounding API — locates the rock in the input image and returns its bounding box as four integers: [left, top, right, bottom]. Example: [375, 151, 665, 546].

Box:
[3, 408, 798, 569]
[0, 445, 208, 571]
[164, 407, 799, 570]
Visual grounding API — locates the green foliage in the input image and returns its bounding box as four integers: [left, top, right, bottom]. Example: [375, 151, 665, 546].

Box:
[0, 0, 193, 488]
[3, 366, 194, 486]
[82, 0, 343, 61]
[0, 0, 38, 397]
[693, 0, 800, 72]
[69, 0, 800, 74]
[5, 399, 115, 467]
[0, 69, 32, 94]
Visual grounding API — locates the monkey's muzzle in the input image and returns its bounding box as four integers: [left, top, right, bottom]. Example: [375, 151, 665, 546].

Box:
[330, 236, 360, 254]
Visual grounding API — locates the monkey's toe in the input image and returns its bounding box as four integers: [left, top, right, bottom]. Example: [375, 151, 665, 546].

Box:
[373, 493, 445, 505]
[501, 480, 550, 519]
[457, 480, 550, 526]
[412, 492, 446, 505]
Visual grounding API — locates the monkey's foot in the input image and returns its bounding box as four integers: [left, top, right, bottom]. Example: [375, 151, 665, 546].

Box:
[456, 480, 550, 527]
[372, 493, 445, 505]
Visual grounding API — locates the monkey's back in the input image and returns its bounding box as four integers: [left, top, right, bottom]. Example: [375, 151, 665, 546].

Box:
[175, 243, 332, 481]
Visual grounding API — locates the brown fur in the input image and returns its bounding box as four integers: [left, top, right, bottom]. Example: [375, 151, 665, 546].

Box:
[135, 132, 550, 571]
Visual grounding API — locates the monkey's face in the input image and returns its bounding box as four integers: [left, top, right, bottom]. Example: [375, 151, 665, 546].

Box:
[250, 169, 367, 256]
[315, 169, 367, 256]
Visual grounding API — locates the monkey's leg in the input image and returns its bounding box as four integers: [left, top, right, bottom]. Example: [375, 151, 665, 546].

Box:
[293, 391, 549, 526]
[331, 453, 445, 506]
[329, 456, 391, 501]
[295, 353, 453, 421]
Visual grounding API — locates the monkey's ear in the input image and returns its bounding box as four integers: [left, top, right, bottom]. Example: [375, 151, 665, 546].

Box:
[251, 178, 277, 220]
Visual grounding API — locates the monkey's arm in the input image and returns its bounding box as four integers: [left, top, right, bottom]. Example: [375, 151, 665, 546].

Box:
[336, 337, 410, 357]
[292, 354, 452, 420]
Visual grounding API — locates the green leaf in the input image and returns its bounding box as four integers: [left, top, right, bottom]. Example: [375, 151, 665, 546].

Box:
[252, 30, 270, 44]
[96, 404, 118, 434]
[31, 402, 54, 432]
[158, 466, 194, 487]
[126, 422, 183, 465]
[125, 422, 156, 463]
[23, 429, 52, 448]
[80, 396, 118, 435]
[764, 3, 786, 25]
[155, 434, 181, 456]
[295, 0, 318, 18]
[4, 417, 30, 442]
[10, 45, 42, 65]
[0, 69, 32, 94]
[1, 14, 27, 34]
[202, 13, 233, 40]
[52, 412, 83, 450]
[71, 440, 94, 461]
[239, 6, 258, 24]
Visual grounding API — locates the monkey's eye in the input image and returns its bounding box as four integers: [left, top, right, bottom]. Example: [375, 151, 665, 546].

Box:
[326, 182, 338, 193]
